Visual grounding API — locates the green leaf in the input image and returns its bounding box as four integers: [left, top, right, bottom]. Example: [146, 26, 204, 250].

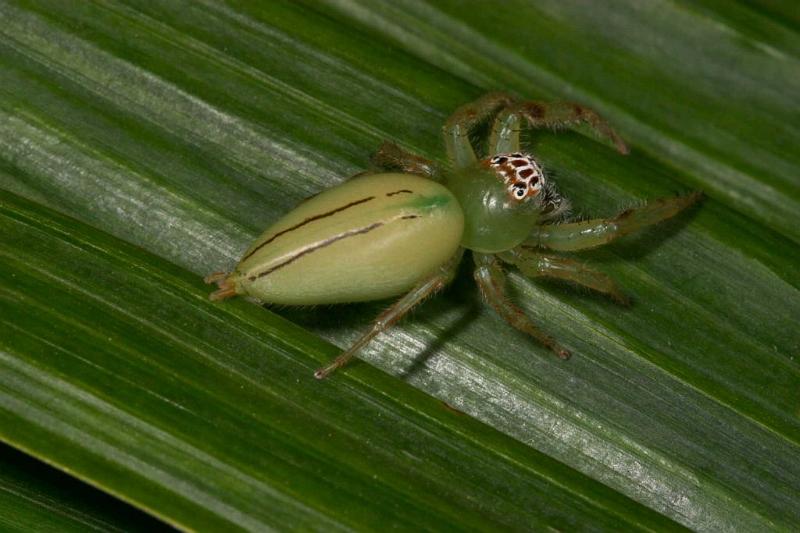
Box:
[0, 443, 164, 532]
[1, 0, 799, 530]
[0, 189, 675, 530]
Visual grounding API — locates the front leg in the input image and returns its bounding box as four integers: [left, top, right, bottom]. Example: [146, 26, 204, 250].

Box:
[491, 100, 629, 155]
[529, 192, 703, 251]
[370, 141, 440, 180]
[315, 248, 464, 379]
[473, 252, 570, 359]
[443, 92, 517, 168]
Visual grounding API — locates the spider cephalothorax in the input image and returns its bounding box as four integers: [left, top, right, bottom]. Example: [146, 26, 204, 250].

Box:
[486, 152, 544, 202]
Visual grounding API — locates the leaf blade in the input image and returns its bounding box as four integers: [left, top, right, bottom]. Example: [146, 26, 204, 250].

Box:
[1, 0, 799, 530]
[0, 189, 680, 530]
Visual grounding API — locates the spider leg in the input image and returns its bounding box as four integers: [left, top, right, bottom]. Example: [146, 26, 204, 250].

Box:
[315, 248, 464, 379]
[370, 141, 440, 179]
[499, 248, 629, 305]
[204, 271, 238, 301]
[528, 192, 702, 251]
[492, 100, 629, 154]
[489, 107, 523, 154]
[443, 92, 518, 168]
[473, 252, 570, 359]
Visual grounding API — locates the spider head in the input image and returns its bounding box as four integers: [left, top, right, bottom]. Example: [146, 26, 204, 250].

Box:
[443, 153, 566, 253]
[486, 153, 545, 203]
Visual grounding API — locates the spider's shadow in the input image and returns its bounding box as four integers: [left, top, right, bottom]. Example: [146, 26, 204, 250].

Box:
[274, 257, 483, 376]
[584, 197, 704, 264]
[399, 260, 482, 379]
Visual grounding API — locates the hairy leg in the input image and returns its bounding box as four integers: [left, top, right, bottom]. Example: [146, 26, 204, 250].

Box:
[491, 100, 629, 155]
[489, 108, 523, 154]
[529, 192, 703, 251]
[473, 252, 570, 359]
[315, 248, 464, 379]
[370, 141, 439, 179]
[443, 92, 518, 168]
[499, 248, 629, 305]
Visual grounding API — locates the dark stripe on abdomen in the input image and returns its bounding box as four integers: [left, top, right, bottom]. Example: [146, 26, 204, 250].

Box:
[242, 195, 375, 261]
[249, 222, 384, 280]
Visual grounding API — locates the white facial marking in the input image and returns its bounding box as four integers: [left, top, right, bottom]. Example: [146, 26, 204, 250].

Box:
[488, 153, 545, 202]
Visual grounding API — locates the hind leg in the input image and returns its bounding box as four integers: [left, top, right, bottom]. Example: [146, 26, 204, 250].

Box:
[315, 248, 464, 379]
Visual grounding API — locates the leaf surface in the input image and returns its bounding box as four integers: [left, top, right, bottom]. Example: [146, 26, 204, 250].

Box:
[1, 0, 799, 530]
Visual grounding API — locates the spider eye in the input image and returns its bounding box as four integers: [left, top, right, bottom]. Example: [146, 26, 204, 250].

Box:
[514, 188, 526, 199]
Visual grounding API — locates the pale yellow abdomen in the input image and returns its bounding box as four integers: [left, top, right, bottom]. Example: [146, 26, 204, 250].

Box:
[232, 174, 464, 305]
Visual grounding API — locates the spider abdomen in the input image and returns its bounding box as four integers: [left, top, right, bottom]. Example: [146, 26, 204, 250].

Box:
[226, 173, 464, 305]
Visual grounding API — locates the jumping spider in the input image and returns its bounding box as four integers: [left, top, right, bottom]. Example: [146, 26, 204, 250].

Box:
[206, 92, 701, 378]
